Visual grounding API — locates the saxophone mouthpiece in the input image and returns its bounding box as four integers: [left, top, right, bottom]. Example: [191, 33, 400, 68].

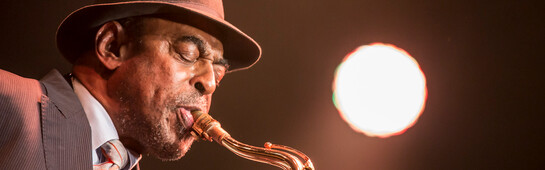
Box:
[190, 110, 229, 143]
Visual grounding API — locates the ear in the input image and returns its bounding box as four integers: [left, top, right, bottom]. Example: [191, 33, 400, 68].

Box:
[95, 21, 126, 70]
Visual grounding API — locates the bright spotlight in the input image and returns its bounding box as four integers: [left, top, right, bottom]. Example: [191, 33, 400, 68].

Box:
[333, 43, 427, 138]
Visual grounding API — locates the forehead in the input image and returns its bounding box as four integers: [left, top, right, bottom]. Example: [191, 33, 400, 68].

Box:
[136, 17, 224, 55]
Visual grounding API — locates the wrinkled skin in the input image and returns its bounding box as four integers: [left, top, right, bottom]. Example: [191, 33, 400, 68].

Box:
[104, 18, 227, 160]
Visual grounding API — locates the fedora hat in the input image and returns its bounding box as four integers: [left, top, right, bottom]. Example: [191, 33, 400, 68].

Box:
[57, 0, 261, 72]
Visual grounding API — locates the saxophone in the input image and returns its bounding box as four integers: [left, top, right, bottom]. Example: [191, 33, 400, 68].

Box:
[191, 111, 315, 170]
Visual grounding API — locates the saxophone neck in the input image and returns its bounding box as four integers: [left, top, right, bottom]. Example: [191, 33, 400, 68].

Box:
[191, 111, 315, 170]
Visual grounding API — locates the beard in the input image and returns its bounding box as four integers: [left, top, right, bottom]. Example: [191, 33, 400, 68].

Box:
[114, 84, 207, 161]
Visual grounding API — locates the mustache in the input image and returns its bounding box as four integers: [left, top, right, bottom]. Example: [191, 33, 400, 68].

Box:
[172, 91, 208, 109]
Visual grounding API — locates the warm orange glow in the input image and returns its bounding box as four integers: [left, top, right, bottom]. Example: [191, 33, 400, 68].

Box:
[333, 43, 427, 138]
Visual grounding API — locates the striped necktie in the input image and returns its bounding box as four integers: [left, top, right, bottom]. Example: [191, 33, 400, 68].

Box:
[94, 139, 129, 170]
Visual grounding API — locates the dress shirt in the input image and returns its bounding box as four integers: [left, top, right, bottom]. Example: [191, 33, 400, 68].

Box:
[72, 78, 120, 164]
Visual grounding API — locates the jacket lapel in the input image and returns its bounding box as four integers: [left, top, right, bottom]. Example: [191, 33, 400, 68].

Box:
[40, 69, 92, 170]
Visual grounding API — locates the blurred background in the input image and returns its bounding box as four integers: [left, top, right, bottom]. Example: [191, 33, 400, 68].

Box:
[1, 0, 543, 169]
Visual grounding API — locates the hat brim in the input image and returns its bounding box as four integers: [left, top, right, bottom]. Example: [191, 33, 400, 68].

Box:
[57, 1, 261, 72]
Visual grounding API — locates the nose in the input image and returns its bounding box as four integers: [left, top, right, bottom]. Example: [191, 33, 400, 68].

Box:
[190, 61, 216, 95]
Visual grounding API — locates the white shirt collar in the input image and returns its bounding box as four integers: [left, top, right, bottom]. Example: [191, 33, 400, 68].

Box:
[72, 78, 119, 164]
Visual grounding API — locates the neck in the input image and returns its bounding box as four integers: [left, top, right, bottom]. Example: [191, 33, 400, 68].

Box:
[72, 57, 120, 117]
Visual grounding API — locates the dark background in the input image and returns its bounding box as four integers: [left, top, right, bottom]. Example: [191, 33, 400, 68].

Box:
[1, 0, 544, 169]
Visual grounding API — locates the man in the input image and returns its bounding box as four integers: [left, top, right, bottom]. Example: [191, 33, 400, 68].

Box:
[0, 0, 261, 169]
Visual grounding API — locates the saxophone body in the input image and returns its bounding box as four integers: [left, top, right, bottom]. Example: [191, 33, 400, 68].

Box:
[191, 111, 315, 170]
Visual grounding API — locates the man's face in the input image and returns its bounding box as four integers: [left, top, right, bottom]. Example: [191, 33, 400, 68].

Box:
[107, 18, 227, 160]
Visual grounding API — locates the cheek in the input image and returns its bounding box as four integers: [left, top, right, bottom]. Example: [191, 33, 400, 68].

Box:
[146, 63, 193, 117]
[119, 47, 196, 113]
[170, 58, 195, 82]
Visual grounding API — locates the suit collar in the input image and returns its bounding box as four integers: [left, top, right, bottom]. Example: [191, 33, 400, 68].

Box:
[40, 69, 82, 118]
[39, 69, 93, 169]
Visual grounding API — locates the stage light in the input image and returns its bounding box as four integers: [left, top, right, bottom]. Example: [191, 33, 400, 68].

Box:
[333, 43, 427, 138]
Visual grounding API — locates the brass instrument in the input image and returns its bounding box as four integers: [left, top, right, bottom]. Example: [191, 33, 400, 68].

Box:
[191, 111, 315, 170]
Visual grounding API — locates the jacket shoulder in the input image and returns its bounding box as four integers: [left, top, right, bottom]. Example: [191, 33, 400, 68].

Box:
[0, 69, 42, 110]
[0, 70, 47, 169]
[0, 69, 42, 98]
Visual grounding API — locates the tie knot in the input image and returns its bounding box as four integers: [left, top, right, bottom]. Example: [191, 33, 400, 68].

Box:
[96, 139, 129, 169]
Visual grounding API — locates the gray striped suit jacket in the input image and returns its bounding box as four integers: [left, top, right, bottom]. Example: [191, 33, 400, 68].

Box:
[0, 69, 92, 169]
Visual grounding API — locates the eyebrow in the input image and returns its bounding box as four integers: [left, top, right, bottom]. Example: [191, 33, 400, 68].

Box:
[176, 36, 230, 69]
[178, 36, 207, 56]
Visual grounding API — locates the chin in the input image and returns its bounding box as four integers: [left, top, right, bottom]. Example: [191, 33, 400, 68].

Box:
[153, 132, 196, 161]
